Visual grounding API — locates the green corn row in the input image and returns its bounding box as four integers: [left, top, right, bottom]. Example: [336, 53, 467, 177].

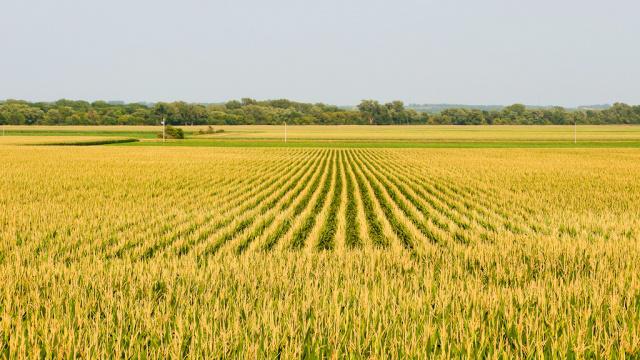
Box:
[176, 155, 314, 256]
[342, 153, 361, 248]
[316, 153, 343, 250]
[290, 151, 335, 249]
[236, 155, 325, 254]
[358, 152, 442, 245]
[198, 154, 323, 258]
[262, 157, 330, 251]
[352, 151, 414, 251]
[235, 214, 275, 254]
[346, 151, 387, 248]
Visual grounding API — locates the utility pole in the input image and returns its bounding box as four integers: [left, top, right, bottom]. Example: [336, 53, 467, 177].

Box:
[574, 119, 576, 144]
[162, 116, 166, 143]
[284, 121, 287, 143]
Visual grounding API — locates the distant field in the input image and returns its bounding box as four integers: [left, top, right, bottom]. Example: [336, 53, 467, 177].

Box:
[191, 124, 640, 141]
[1, 127, 640, 357]
[0, 135, 136, 146]
[3, 124, 640, 148]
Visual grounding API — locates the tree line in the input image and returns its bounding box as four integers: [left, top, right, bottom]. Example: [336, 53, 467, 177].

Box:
[1, 98, 639, 126]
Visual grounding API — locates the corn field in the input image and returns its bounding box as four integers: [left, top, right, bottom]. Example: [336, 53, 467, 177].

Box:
[1, 145, 640, 358]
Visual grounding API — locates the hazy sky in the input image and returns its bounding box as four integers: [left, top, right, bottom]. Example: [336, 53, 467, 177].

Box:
[2, 0, 638, 106]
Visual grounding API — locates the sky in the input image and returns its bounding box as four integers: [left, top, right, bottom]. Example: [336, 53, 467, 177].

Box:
[1, 0, 639, 106]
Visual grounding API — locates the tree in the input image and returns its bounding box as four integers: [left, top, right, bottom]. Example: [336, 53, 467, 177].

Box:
[153, 102, 174, 125]
[357, 100, 385, 124]
[225, 100, 242, 110]
[1, 98, 638, 126]
[241, 98, 257, 106]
